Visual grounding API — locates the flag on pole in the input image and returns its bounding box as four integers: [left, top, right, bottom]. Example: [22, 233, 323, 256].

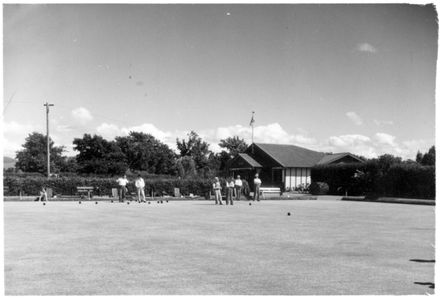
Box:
[249, 112, 255, 126]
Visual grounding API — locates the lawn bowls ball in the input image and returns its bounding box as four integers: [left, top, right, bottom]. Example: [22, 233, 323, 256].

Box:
[79, 201, 81, 204]
[148, 201, 151, 204]
[95, 201, 98, 204]
[249, 203, 252, 206]
[127, 201, 130, 205]
[287, 212, 291, 216]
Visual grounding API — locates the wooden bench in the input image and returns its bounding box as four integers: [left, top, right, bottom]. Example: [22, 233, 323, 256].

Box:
[260, 187, 282, 199]
[77, 186, 94, 200]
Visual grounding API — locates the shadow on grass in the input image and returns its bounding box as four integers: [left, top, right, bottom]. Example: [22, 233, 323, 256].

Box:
[409, 259, 435, 263]
[414, 282, 434, 289]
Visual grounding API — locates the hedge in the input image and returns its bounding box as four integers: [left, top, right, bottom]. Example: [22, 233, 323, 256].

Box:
[3, 175, 252, 198]
[377, 164, 435, 199]
[311, 162, 435, 199]
[3, 175, 213, 197]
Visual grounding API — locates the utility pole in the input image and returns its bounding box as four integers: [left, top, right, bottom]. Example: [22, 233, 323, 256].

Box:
[44, 102, 54, 178]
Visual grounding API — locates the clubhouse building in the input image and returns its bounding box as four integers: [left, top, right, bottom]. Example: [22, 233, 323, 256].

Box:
[228, 143, 363, 191]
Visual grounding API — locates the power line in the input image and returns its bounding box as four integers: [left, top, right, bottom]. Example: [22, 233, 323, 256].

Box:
[3, 91, 17, 114]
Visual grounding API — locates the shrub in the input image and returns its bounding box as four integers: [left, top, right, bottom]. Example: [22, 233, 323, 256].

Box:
[309, 182, 329, 195]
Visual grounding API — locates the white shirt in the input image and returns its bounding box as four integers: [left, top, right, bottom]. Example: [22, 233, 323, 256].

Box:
[213, 181, 221, 190]
[234, 179, 242, 187]
[254, 178, 262, 186]
[117, 177, 129, 186]
[227, 181, 235, 188]
[135, 178, 145, 188]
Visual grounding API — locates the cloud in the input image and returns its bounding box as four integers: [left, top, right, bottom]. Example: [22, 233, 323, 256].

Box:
[96, 123, 121, 140]
[2, 137, 22, 157]
[2, 121, 38, 157]
[54, 124, 75, 133]
[52, 118, 75, 133]
[374, 119, 394, 126]
[206, 123, 317, 150]
[125, 124, 172, 141]
[324, 132, 434, 160]
[374, 132, 396, 146]
[3, 121, 34, 135]
[71, 107, 93, 125]
[401, 139, 434, 159]
[94, 122, 318, 154]
[325, 134, 376, 158]
[357, 42, 377, 53]
[346, 111, 363, 126]
[328, 134, 371, 147]
[96, 122, 176, 149]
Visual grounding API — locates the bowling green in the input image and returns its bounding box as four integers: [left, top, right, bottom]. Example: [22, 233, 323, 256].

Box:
[4, 197, 435, 295]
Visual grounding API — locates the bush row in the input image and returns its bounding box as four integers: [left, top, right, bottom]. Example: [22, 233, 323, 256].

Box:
[311, 162, 435, 199]
[3, 176, 213, 197]
[3, 175, 252, 198]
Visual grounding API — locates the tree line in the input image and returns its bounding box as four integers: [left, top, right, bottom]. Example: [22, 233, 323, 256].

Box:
[10, 131, 435, 178]
[11, 131, 248, 178]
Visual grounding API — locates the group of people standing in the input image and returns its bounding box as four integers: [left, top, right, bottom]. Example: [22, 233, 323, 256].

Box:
[212, 173, 262, 205]
[117, 173, 263, 204]
[116, 174, 146, 202]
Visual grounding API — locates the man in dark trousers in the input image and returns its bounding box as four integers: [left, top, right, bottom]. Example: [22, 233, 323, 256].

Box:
[116, 175, 129, 202]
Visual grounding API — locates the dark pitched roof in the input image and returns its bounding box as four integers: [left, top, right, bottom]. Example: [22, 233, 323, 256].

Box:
[253, 143, 325, 167]
[317, 153, 364, 165]
[235, 153, 262, 168]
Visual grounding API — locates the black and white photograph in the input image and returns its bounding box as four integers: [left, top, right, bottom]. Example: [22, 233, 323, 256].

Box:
[2, 2, 437, 295]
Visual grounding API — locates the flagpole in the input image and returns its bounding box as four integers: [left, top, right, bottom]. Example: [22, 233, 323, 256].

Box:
[251, 111, 254, 144]
[250, 111, 255, 154]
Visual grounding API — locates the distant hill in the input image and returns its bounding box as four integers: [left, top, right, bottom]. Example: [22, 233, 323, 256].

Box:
[4, 157, 16, 169]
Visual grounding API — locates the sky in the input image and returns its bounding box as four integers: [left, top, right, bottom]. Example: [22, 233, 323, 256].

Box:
[2, 4, 437, 160]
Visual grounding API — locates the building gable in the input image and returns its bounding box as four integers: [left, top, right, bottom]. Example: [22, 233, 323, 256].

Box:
[317, 153, 364, 165]
[245, 144, 284, 168]
[229, 153, 262, 170]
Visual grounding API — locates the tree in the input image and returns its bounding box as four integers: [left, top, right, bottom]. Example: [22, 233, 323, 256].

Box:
[219, 136, 248, 158]
[176, 156, 197, 178]
[416, 151, 423, 164]
[59, 156, 79, 173]
[217, 136, 249, 174]
[15, 132, 66, 174]
[376, 154, 402, 171]
[176, 131, 212, 176]
[115, 132, 176, 175]
[73, 134, 127, 175]
[418, 146, 435, 166]
[206, 151, 231, 178]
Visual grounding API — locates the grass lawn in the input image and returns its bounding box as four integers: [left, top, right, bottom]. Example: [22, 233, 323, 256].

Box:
[4, 197, 435, 295]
